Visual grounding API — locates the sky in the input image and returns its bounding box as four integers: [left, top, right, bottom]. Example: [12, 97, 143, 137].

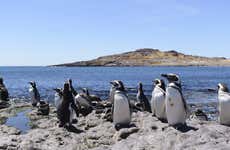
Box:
[0, 0, 229, 66]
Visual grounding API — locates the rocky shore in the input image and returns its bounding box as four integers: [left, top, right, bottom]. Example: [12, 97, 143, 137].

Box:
[0, 101, 229, 150]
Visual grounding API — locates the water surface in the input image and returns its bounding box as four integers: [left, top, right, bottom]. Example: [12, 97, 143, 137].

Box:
[0, 66, 230, 103]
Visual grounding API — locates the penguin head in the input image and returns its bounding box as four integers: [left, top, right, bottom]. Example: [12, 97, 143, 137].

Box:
[0, 77, 3, 85]
[153, 79, 166, 91]
[218, 83, 229, 93]
[82, 88, 89, 96]
[68, 79, 73, 85]
[29, 81, 36, 88]
[161, 73, 180, 84]
[53, 88, 63, 97]
[110, 80, 125, 91]
[53, 88, 62, 94]
[63, 82, 70, 92]
[110, 80, 119, 87]
[138, 82, 143, 91]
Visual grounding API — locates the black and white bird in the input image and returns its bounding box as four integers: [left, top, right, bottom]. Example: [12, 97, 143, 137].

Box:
[151, 79, 166, 120]
[161, 73, 188, 126]
[136, 82, 151, 113]
[110, 80, 131, 129]
[82, 88, 102, 102]
[57, 82, 79, 127]
[218, 83, 230, 125]
[28, 81, 40, 107]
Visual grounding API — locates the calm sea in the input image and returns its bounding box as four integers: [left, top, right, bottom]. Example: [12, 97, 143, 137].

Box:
[0, 66, 230, 104]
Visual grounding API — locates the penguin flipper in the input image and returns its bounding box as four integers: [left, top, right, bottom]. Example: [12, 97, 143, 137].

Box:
[71, 100, 80, 117]
[179, 90, 188, 113]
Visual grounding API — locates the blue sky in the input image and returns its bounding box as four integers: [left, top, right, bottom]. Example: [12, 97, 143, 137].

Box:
[0, 0, 229, 66]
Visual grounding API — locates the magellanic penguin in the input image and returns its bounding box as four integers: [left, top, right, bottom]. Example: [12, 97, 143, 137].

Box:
[218, 83, 230, 125]
[110, 80, 132, 128]
[73, 79, 93, 116]
[75, 89, 92, 109]
[0, 77, 9, 101]
[57, 82, 78, 127]
[161, 74, 188, 126]
[28, 81, 40, 107]
[151, 79, 167, 121]
[82, 88, 102, 102]
[136, 82, 151, 113]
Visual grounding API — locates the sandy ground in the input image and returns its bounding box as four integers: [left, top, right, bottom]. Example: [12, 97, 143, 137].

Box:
[0, 102, 229, 150]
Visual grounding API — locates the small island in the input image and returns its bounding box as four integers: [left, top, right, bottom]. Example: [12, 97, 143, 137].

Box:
[53, 48, 230, 67]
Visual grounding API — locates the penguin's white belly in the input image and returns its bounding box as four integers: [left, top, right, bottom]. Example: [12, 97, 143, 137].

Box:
[29, 88, 36, 104]
[113, 92, 131, 125]
[54, 94, 62, 109]
[166, 87, 186, 125]
[219, 93, 230, 125]
[75, 94, 90, 107]
[151, 88, 166, 119]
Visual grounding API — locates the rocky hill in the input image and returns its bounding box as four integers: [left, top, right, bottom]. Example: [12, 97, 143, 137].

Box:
[54, 48, 230, 67]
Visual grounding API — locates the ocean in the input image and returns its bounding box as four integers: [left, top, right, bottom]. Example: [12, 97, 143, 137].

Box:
[0, 66, 230, 104]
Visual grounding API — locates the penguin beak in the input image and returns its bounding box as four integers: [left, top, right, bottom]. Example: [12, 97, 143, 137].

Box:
[161, 74, 168, 78]
[53, 88, 58, 92]
[81, 88, 85, 92]
[68, 79, 72, 84]
[110, 81, 115, 85]
[153, 80, 158, 85]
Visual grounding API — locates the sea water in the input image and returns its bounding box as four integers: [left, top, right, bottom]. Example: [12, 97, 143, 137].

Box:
[0, 66, 230, 104]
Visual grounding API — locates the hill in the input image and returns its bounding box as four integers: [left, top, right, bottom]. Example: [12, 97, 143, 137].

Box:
[54, 48, 230, 66]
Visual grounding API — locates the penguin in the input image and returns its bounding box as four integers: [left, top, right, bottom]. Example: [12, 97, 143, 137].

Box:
[75, 90, 92, 109]
[57, 82, 78, 127]
[0, 77, 9, 101]
[28, 81, 40, 107]
[161, 73, 188, 126]
[151, 79, 167, 120]
[190, 109, 208, 121]
[82, 88, 102, 102]
[53, 88, 63, 109]
[136, 82, 151, 113]
[218, 83, 230, 125]
[111, 80, 131, 128]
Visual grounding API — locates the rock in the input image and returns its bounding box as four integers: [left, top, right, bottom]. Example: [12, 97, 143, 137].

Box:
[0, 102, 229, 149]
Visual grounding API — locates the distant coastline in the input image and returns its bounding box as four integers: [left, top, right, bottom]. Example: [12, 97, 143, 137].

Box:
[52, 48, 230, 67]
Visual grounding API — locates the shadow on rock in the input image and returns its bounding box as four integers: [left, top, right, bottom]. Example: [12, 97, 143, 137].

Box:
[66, 125, 84, 134]
[115, 123, 137, 131]
[173, 124, 198, 133]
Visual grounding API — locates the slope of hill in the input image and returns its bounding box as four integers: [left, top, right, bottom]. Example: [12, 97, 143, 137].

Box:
[54, 48, 230, 67]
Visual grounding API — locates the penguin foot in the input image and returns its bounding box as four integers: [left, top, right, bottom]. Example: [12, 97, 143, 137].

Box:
[158, 118, 168, 123]
[173, 123, 198, 133]
[72, 119, 78, 124]
[115, 123, 135, 131]
[58, 123, 64, 128]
